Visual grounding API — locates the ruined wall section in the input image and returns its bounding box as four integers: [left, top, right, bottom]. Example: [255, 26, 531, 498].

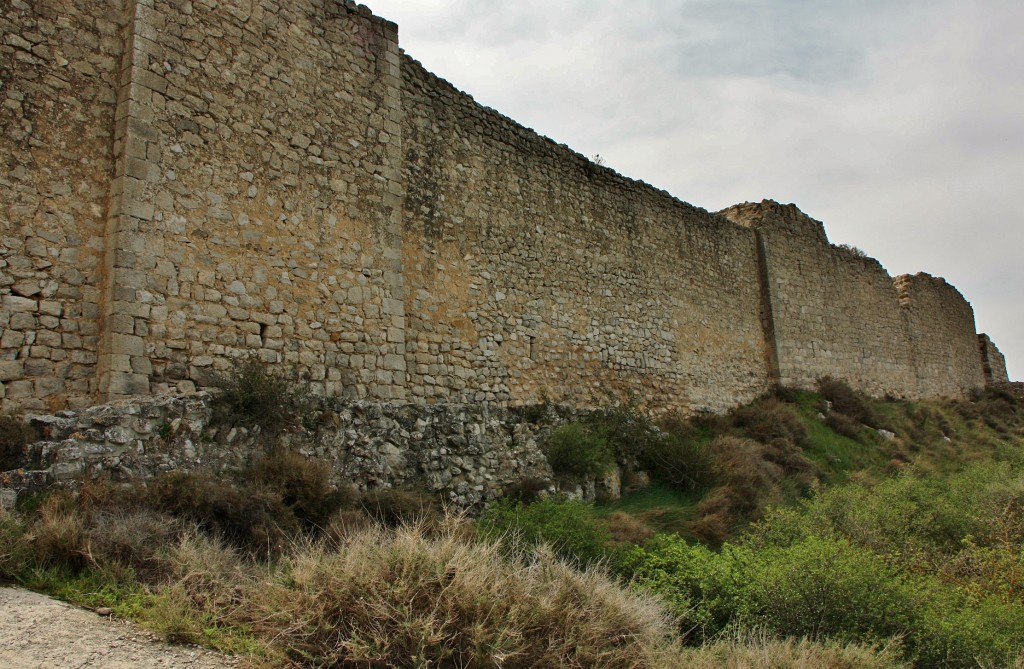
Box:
[401, 58, 769, 412]
[0, 0, 129, 411]
[721, 201, 919, 397]
[895, 273, 986, 396]
[103, 0, 408, 401]
[978, 334, 1010, 385]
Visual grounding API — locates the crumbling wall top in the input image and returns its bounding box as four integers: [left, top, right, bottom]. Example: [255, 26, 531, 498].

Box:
[719, 200, 829, 244]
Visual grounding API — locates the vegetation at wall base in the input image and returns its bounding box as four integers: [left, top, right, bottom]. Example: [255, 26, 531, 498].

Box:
[3, 380, 1023, 668]
[0, 414, 35, 471]
[208, 355, 314, 434]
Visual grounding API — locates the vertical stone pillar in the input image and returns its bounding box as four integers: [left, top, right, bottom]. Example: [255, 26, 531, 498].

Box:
[98, 0, 160, 399]
[376, 21, 409, 401]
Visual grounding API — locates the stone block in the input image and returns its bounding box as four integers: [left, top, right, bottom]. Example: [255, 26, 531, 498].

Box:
[3, 295, 36, 313]
[110, 333, 145, 357]
[382, 298, 404, 316]
[106, 371, 151, 396]
[383, 354, 407, 371]
[0, 361, 25, 382]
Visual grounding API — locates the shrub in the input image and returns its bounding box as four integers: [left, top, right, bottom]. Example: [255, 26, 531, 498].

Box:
[716, 436, 786, 493]
[747, 535, 913, 642]
[29, 496, 90, 570]
[146, 471, 300, 555]
[674, 633, 910, 669]
[606, 511, 654, 547]
[826, 410, 864, 440]
[620, 533, 748, 640]
[242, 448, 351, 529]
[0, 510, 29, 578]
[237, 522, 675, 669]
[0, 414, 33, 470]
[818, 376, 876, 426]
[623, 533, 914, 646]
[478, 498, 613, 565]
[209, 356, 312, 433]
[358, 488, 440, 528]
[911, 579, 1024, 668]
[85, 509, 185, 580]
[638, 428, 712, 492]
[545, 422, 614, 478]
[731, 399, 809, 448]
[584, 401, 662, 463]
[324, 510, 374, 545]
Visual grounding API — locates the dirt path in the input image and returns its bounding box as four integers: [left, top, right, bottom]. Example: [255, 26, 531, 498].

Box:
[0, 587, 242, 669]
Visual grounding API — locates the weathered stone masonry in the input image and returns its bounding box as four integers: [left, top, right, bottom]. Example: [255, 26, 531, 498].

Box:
[0, 0, 1010, 415]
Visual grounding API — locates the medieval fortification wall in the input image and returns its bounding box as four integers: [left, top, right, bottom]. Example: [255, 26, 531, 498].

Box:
[0, 0, 1010, 414]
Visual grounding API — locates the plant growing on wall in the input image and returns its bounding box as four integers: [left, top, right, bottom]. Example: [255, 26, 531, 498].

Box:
[208, 356, 312, 433]
[544, 422, 614, 478]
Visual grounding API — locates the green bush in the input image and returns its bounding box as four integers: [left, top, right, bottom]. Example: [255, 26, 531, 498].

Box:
[584, 402, 661, 462]
[620, 534, 747, 640]
[636, 415, 713, 492]
[623, 533, 913, 646]
[209, 357, 312, 433]
[545, 422, 614, 478]
[746, 535, 912, 642]
[911, 581, 1024, 668]
[478, 498, 613, 565]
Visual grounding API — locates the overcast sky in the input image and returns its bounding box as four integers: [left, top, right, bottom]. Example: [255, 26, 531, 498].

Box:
[373, 0, 1023, 381]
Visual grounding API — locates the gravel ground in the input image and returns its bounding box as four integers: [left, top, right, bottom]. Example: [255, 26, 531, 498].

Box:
[0, 587, 242, 669]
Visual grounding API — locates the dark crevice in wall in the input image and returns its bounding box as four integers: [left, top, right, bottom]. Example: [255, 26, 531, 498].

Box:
[753, 229, 782, 384]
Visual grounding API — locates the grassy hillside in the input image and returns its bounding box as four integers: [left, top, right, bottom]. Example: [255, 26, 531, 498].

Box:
[1, 378, 1022, 668]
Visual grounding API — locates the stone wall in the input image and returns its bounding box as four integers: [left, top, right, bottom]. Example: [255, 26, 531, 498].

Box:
[0, 0, 1008, 415]
[7, 393, 556, 509]
[720, 202, 993, 399]
[401, 58, 769, 412]
[894, 273, 986, 397]
[979, 334, 1010, 385]
[721, 201, 920, 397]
[95, 0, 408, 402]
[1, 0, 128, 411]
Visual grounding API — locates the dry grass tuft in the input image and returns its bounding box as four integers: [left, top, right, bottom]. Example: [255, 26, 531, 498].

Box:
[607, 511, 655, 546]
[674, 632, 910, 669]
[237, 521, 675, 668]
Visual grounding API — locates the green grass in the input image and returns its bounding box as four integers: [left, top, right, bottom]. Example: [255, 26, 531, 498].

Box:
[596, 482, 703, 536]
[798, 407, 890, 482]
[20, 567, 153, 619]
